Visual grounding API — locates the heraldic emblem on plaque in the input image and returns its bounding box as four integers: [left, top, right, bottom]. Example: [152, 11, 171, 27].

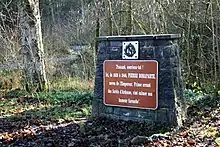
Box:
[122, 41, 139, 59]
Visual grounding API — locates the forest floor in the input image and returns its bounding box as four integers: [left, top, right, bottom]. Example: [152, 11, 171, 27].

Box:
[0, 91, 219, 147]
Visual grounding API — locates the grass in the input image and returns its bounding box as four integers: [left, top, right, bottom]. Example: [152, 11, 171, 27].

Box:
[0, 76, 94, 123]
[0, 90, 93, 122]
[184, 88, 220, 107]
[0, 75, 219, 146]
[49, 77, 94, 92]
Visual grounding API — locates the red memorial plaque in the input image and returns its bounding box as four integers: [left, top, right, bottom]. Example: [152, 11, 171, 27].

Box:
[104, 60, 158, 109]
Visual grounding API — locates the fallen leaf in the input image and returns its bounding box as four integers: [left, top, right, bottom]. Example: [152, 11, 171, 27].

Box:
[187, 138, 196, 145]
[180, 131, 188, 138]
[215, 137, 220, 146]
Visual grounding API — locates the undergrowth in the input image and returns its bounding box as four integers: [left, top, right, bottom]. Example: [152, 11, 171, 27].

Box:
[0, 75, 94, 122]
[49, 77, 94, 92]
[184, 87, 219, 107]
[0, 90, 93, 123]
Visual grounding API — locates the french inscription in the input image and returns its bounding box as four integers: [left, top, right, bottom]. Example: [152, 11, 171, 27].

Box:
[104, 60, 158, 109]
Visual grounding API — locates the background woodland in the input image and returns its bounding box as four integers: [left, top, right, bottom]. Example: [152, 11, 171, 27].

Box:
[0, 0, 220, 93]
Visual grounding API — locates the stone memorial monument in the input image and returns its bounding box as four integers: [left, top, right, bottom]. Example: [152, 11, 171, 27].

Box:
[93, 34, 186, 126]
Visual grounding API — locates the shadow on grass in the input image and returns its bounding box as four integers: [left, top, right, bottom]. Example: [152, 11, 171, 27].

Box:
[0, 102, 92, 147]
[0, 103, 89, 133]
[2, 89, 28, 99]
[187, 95, 220, 117]
[194, 95, 220, 107]
[5, 91, 220, 146]
[0, 102, 171, 147]
[1, 117, 171, 147]
[1, 89, 219, 146]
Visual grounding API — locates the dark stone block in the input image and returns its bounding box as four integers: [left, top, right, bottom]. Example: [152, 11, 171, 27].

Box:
[170, 44, 178, 57]
[110, 52, 122, 60]
[98, 47, 107, 55]
[164, 89, 174, 100]
[158, 94, 173, 109]
[94, 77, 103, 98]
[119, 116, 132, 121]
[99, 112, 108, 118]
[95, 68, 103, 77]
[107, 42, 123, 59]
[106, 106, 114, 114]
[159, 58, 171, 70]
[138, 110, 156, 119]
[96, 55, 107, 62]
[155, 109, 169, 123]
[139, 41, 145, 47]
[99, 102, 107, 114]
[175, 44, 180, 56]
[99, 42, 106, 48]
[159, 70, 172, 88]
[92, 100, 100, 116]
[110, 41, 122, 46]
[113, 107, 121, 115]
[108, 114, 120, 120]
[119, 108, 137, 117]
[163, 89, 175, 109]
[158, 101, 170, 109]
[163, 46, 171, 59]
[107, 46, 122, 54]
[170, 57, 179, 68]
[154, 47, 163, 58]
[140, 46, 155, 58]
[158, 90, 163, 99]
[167, 110, 177, 125]
[152, 40, 173, 47]
[139, 40, 154, 47]
[107, 42, 122, 54]
[171, 68, 178, 78]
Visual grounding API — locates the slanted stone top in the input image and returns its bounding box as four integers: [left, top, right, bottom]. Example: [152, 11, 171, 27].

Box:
[98, 34, 181, 41]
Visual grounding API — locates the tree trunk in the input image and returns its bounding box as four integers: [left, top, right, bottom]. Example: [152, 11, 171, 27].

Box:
[107, 0, 113, 36]
[186, 0, 193, 77]
[210, 0, 217, 82]
[94, 0, 102, 70]
[125, 0, 132, 35]
[19, 0, 48, 92]
[95, 0, 102, 54]
[49, 0, 55, 24]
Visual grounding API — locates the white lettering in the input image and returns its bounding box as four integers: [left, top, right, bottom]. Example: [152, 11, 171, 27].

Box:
[112, 89, 119, 94]
[113, 73, 119, 77]
[133, 91, 138, 95]
[138, 91, 148, 96]
[134, 82, 142, 87]
[120, 81, 133, 87]
[118, 98, 128, 103]
[116, 65, 126, 70]
[127, 65, 138, 70]
[128, 99, 139, 104]
[148, 92, 153, 96]
[128, 73, 138, 78]
[121, 73, 127, 78]
[120, 90, 132, 95]
[139, 74, 155, 79]
[143, 83, 151, 88]
[109, 82, 115, 85]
